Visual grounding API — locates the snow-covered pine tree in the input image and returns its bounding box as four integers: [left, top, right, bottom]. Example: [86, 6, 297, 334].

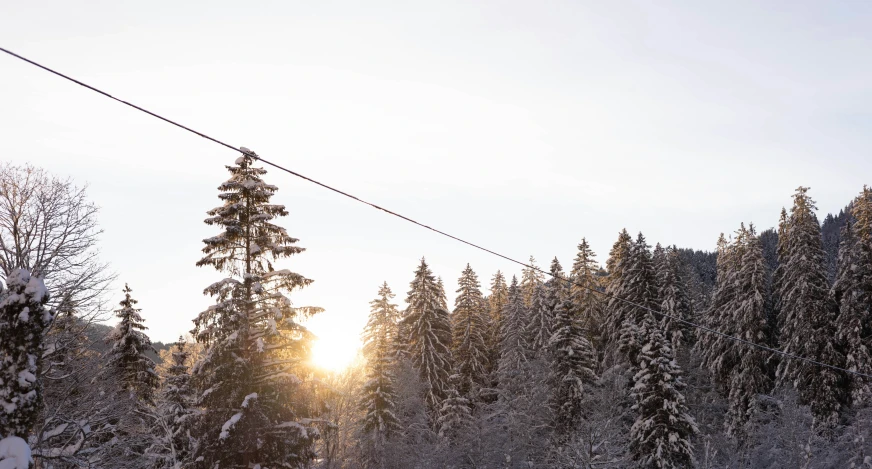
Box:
[629, 312, 698, 469]
[190, 151, 321, 468]
[604, 229, 633, 347]
[547, 281, 597, 443]
[525, 282, 551, 355]
[437, 380, 473, 441]
[520, 256, 544, 309]
[570, 239, 604, 348]
[617, 233, 660, 366]
[400, 258, 453, 426]
[832, 187, 872, 406]
[451, 264, 489, 402]
[725, 226, 772, 439]
[776, 187, 845, 426]
[498, 276, 528, 379]
[153, 337, 195, 467]
[358, 282, 402, 468]
[656, 245, 693, 353]
[486, 271, 509, 375]
[106, 284, 159, 403]
[696, 231, 742, 395]
[0, 268, 51, 438]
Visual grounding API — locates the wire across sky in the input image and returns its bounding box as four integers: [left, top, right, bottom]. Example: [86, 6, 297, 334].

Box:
[2, 45, 869, 380]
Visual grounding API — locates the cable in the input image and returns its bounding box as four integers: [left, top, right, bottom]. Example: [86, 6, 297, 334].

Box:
[3, 45, 869, 380]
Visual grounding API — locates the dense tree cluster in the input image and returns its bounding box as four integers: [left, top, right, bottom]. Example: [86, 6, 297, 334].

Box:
[2, 158, 871, 469]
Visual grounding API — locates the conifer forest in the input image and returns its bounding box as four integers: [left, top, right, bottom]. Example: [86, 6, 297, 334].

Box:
[1, 156, 871, 469]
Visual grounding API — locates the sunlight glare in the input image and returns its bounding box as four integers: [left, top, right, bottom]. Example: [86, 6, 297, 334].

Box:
[311, 334, 360, 372]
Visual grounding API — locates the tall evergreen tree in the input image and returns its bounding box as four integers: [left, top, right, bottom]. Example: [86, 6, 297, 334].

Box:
[776, 187, 845, 425]
[190, 151, 321, 468]
[486, 271, 509, 374]
[0, 268, 50, 438]
[548, 282, 597, 442]
[616, 233, 660, 366]
[498, 277, 528, 379]
[656, 246, 693, 353]
[604, 229, 633, 347]
[525, 282, 552, 355]
[155, 337, 195, 467]
[401, 258, 453, 425]
[106, 284, 159, 403]
[629, 312, 698, 468]
[725, 227, 772, 439]
[570, 239, 604, 348]
[833, 187, 872, 406]
[520, 256, 545, 308]
[358, 282, 402, 468]
[697, 231, 743, 395]
[451, 265, 489, 402]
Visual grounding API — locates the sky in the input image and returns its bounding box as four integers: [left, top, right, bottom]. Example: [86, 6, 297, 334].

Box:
[2, 1, 871, 364]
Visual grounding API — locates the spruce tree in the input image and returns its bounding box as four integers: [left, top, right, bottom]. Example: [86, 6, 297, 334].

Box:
[106, 284, 159, 403]
[190, 151, 321, 468]
[570, 239, 604, 348]
[616, 233, 660, 366]
[604, 229, 633, 347]
[520, 256, 545, 308]
[833, 187, 872, 406]
[451, 265, 489, 402]
[486, 271, 509, 374]
[725, 227, 772, 439]
[548, 281, 597, 442]
[358, 282, 402, 467]
[697, 231, 742, 394]
[498, 277, 528, 379]
[629, 312, 698, 469]
[156, 337, 195, 466]
[437, 380, 473, 441]
[525, 282, 552, 355]
[400, 258, 453, 425]
[776, 187, 845, 425]
[657, 246, 693, 353]
[0, 268, 51, 438]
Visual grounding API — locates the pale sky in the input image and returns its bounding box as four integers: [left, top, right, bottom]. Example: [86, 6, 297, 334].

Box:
[2, 1, 871, 362]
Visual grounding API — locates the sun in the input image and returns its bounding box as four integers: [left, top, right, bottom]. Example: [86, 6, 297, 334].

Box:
[310, 333, 361, 372]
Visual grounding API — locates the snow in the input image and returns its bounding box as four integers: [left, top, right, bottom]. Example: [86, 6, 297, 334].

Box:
[242, 393, 258, 408]
[219, 412, 242, 440]
[0, 437, 31, 469]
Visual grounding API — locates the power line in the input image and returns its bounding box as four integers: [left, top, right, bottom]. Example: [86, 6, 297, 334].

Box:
[3, 45, 869, 380]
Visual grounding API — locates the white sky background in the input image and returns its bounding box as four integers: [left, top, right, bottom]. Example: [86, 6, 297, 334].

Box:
[2, 1, 871, 349]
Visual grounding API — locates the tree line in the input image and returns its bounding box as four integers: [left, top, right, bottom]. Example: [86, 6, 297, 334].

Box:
[1, 156, 871, 468]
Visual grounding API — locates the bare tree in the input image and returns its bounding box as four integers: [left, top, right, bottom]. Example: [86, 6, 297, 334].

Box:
[0, 163, 114, 316]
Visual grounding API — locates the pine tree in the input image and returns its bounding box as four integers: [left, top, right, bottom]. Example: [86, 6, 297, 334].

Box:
[0, 268, 51, 438]
[570, 239, 604, 348]
[525, 282, 552, 354]
[697, 231, 742, 394]
[190, 151, 321, 468]
[437, 380, 473, 441]
[486, 271, 509, 374]
[657, 246, 693, 353]
[616, 233, 660, 366]
[498, 276, 528, 379]
[548, 282, 597, 442]
[155, 338, 195, 466]
[629, 312, 698, 469]
[604, 229, 633, 347]
[400, 258, 453, 425]
[833, 187, 872, 406]
[106, 284, 159, 403]
[520, 256, 545, 308]
[724, 227, 772, 439]
[358, 282, 402, 468]
[451, 265, 489, 402]
[776, 187, 845, 425]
